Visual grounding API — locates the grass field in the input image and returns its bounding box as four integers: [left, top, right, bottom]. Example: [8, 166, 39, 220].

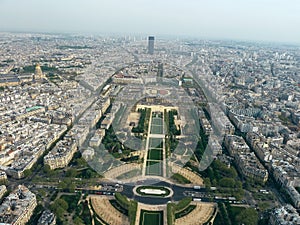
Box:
[150, 124, 163, 134]
[152, 117, 163, 125]
[150, 116, 164, 134]
[139, 210, 163, 225]
[147, 148, 163, 160]
[149, 138, 163, 149]
[146, 160, 162, 176]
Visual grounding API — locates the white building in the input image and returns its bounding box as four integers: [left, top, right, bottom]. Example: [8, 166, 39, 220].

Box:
[82, 148, 95, 161]
[270, 204, 300, 225]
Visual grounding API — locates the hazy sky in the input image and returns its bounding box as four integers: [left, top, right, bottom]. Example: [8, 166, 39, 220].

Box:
[0, 0, 299, 43]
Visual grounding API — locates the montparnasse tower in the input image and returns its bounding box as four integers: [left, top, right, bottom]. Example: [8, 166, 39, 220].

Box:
[34, 63, 45, 79]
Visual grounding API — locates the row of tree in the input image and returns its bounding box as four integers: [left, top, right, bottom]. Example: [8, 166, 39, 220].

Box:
[131, 108, 150, 134]
[167, 197, 193, 225]
[115, 193, 138, 225]
[167, 110, 181, 136]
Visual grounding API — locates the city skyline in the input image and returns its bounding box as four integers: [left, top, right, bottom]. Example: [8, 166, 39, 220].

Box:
[0, 0, 300, 44]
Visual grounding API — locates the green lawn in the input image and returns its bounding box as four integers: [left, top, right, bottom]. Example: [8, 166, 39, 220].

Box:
[149, 138, 163, 148]
[150, 124, 163, 134]
[150, 116, 164, 134]
[152, 117, 163, 126]
[139, 210, 163, 225]
[146, 161, 162, 176]
[148, 149, 163, 160]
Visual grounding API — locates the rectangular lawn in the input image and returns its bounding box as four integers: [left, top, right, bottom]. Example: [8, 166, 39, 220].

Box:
[149, 138, 163, 149]
[139, 210, 163, 225]
[146, 160, 162, 176]
[150, 124, 163, 134]
[151, 117, 163, 126]
[147, 148, 163, 160]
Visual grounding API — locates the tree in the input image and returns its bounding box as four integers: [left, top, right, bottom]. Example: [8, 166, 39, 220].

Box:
[204, 178, 211, 189]
[50, 199, 69, 218]
[43, 164, 57, 177]
[66, 168, 77, 177]
[55, 199, 69, 211]
[74, 217, 84, 225]
[76, 157, 87, 167]
[43, 164, 51, 174]
[23, 169, 32, 177]
[226, 167, 238, 178]
[68, 183, 76, 193]
[212, 179, 217, 186]
[82, 169, 93, 179]
[39, 189, 47, 197]
[219, 178, 236, 188]
[235, 208, 258, 225]
[58, 181, 67, 190]
[235, 181, 243, 189]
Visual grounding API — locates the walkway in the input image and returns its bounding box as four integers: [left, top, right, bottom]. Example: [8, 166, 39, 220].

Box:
[170, 162, 203, 185]
[103, 163, 142, 180]
[142, 108, 153, 176]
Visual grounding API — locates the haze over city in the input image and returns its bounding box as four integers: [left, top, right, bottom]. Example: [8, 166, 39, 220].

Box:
[0, 0, 300, 44]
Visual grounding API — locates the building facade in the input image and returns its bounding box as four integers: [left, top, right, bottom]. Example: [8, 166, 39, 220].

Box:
[148, 36, 155, 54]
[0, 185, 37, 225]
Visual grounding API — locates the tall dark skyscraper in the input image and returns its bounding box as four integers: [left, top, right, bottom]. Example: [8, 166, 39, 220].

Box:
[148, 36, 154, 54]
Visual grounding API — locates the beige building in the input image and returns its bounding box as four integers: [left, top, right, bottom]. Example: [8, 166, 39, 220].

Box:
[0, 171, 7, 183]
[89, 129, 105, 147]
[225, 135, 268, 183]
[44, 138, 77, 170]
[235, 152, 269, 183]
[34, 64, 46, 80]
[101, 97, 111, 114]
[0, 185, 7, 199]
[0, 185, 37, 225]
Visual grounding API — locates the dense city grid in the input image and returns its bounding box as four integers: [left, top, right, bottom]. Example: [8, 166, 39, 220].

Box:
[0, 32, 299, 225]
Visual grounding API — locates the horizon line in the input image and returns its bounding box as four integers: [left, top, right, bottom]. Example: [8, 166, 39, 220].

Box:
[0, 29, 300, 47]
